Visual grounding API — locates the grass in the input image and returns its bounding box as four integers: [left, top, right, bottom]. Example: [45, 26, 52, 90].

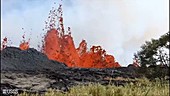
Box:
[19, 78, 169, 96]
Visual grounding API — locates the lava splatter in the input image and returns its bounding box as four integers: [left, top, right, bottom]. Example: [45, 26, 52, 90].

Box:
[19, 34, 30, 50]
[42, 4, 121, 68]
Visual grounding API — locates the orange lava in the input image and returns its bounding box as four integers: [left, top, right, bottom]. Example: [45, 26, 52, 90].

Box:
[19, 34, 29, 50]
[19, 42, 29, 50]
[42, 4, 121, 68]
[15, 3, 121, 68]
[42, 28, 120, 68]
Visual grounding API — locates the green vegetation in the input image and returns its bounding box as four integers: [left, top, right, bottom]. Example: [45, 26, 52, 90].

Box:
[19, 78, 169, 96]
[134, 32, 169, 80]
[137, 65, 169, 80]
[136, 32, 169, 67]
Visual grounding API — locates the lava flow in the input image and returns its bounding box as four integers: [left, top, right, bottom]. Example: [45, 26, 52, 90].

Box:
[41, 4, 120, 68]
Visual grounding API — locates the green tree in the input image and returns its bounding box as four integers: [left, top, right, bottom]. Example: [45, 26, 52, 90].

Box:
[136, 32, 169, 67]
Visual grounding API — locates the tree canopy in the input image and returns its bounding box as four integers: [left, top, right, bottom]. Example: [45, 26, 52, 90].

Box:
[136, 32, 169, 67]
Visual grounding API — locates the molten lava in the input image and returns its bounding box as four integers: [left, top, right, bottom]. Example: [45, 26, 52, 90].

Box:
[19, 42, 29, 50]
[42, 28, 120, 68]
[42, 4, 121, 68]
[3, 3, 121, 68]
[19, 34, 30, 50]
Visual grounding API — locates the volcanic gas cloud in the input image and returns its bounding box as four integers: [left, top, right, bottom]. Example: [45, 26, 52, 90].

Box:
[3, 4, 121, 68]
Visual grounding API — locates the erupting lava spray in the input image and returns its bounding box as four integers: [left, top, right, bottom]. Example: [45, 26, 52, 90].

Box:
[1, 2, 121, 68]
[19, 34, 30, 50]
[42, 3, 121, 68]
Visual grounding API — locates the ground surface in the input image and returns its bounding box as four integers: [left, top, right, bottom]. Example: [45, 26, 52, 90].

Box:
[1, 47, 140, 94]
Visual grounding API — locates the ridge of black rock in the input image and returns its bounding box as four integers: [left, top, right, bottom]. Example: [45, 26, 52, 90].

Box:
[1, 47, 140, 94]
[1, 47, 67, 72]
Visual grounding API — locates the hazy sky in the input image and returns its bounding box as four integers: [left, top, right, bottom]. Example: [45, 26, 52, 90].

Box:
[1, 0, 169, 66]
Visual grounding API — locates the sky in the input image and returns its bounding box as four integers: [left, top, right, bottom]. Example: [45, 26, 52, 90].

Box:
[1, 0, 169, 66]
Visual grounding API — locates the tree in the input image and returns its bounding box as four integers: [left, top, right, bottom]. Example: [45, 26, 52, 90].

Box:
[136, 32, 169, 67]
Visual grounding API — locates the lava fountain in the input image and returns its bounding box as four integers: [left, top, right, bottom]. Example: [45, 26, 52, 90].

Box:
[42, 4, 121, 68]
[1, 3, 121, 68]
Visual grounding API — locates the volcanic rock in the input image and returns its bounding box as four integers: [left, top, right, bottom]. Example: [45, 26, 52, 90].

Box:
[1, 47, 139, 94]
[1, 47, 66, 72]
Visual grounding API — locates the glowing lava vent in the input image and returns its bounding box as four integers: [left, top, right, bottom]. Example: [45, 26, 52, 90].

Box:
[42, 4, 121, 68]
